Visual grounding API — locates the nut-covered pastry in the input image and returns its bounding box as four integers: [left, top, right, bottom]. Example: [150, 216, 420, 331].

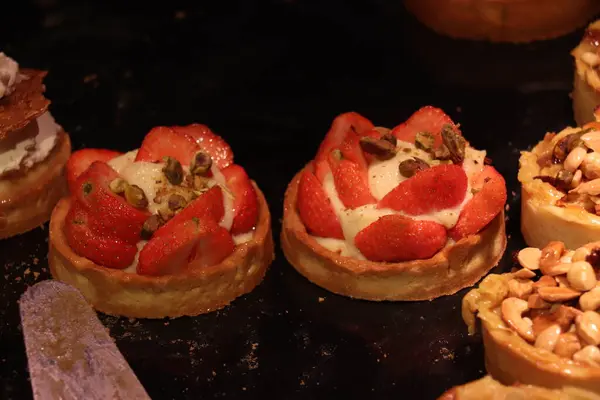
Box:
[519, 119, 600, 249]
[49, 124, 274, 318]
[0, 53, 71, 238]
[463, 241, 600, 392]
[439, 375, 600, 400]
[282, 106, 507, 301]
[572, 20, 600, 126]
[405, 0, 600, 43]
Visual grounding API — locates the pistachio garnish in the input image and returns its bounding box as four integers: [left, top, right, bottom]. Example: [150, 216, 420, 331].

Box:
[554, 133, 585, 163]
[359, 136, 396, 160]
[168, 194, 187, 211]
[192, 175, 210, 191]
[141, 215, 163, 240]
[373, 127, 392, 136]
[415, 132, 435, 151]
[190, 151, 212, 176]
[162, 156, 184, 185]
[381, 132, 397, 147]
[555, 169, 574, 192]
[441, 124, 466, 164]
[124, 184, 149, 209]
[434, 145, 452, 160]
[158, 207, 174, 222]
[399, 157, 429, 178]
[109, 178, 128, 194]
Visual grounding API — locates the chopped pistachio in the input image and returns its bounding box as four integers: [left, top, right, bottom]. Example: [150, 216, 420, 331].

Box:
[109, 178, 128, 194]
[168, 194, 187, 210]
[190, 151, 212, 176]
[381, 132, 397, 147]
[415, 132, 435, 151]
[162, 156, 184, 185]
[359, 137, 396, 160]
[441, 124, 466, 164]
[555, 169, 574, 192]
[141, 215, 163, 240]
[124, 185, 148, 209]
[399, 157, 430, 178]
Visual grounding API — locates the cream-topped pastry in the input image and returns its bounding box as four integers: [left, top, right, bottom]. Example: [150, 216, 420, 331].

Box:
[0, 53, 19, 99]
[49, 123, 273, 318]
[282, 107, 507, 301]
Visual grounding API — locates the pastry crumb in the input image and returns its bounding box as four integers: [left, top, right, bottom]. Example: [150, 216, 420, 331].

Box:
[318, 297, 325, 303]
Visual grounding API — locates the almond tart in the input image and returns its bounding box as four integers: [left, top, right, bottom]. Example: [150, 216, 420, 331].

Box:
[405, 0, 600, 43]
[573, 20, 600, 126]
[519, 118, 600, 249]
[439, 375, 600, 400]
[0, 53, 71, 239]
[282, 106, 507, 301]
[463, 240, 600, 392]
[48, 124, 274, 318]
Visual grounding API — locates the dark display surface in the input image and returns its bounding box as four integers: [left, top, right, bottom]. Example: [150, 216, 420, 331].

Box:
[0, 1, 593, 399]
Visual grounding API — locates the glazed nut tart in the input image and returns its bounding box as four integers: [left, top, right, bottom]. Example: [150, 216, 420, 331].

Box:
[572, 21, 600, 126]
[0, 53, 71, 238]
[519, 119, 600, 249]
[404, 0, 600, 43]
[49, 124, 274, 318]
[463, 240, 600, 392]
[282, 106, 507, 301]
[438, 375, 600, 400]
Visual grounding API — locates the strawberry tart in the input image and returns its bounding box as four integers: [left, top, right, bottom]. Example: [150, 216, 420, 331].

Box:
[405, 0, 600, 43]
[281, 107, 507, 301]
[463, 240, 600, 392]
[572, 20, 600, 127]
[519, 117, 600, 249]
[48, 124, 274, 318]
[0, 53, 71, 239]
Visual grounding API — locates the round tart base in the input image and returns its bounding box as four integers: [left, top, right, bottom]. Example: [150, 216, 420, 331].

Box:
[48, 183, 274, 319]
[519, 133, 600, 249]
[281, 168, 506, 301]
[479, 309, 600, 392]
[404, 0, 599, 43]
[0, 131, 70, 239]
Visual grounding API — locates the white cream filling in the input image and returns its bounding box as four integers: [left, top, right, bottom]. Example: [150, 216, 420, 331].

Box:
[0, 111, 61, 175]
[315, 141, 486, 258]
[0, 53, 19, 99]
[108, 150, 250, 272]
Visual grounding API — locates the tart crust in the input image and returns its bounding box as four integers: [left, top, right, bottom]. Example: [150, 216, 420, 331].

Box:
[480, 305, 600, 392]
[404, 0, 600, 43]
[0, 131, 70, 238]
[438, 375, 600, 400]
[518, 128, 600, 249]
[572, 20, 600, 126]
[48, 183, 274, 318]
[281, 167, 506, 301]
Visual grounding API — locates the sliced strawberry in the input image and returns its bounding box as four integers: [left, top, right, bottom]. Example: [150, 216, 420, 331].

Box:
[135, 126, 201, 166]
[190, 224, 235, 268]
[332, 159, 376, 209]
[66, 148, 121, 194]
[391, 106, 457, 148]
[339, 130, 368, 171]
[154, 186, 224, 238]
[221, 164, 259, 235]
[314, 112, 374, 182]
[449, 166, 507, 241]
[297, 167, 344, 239]
[355, 215, 447, 262]
[172, 124, 234, 169]
[64, 202, 137, 269]
[74, 161, 150, 244]
[378, 164, 468, 215]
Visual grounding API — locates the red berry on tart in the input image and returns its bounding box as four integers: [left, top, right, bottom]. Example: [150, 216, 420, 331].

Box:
[49, 124, 274, 318]
[519, 117, 600, 249]
[0, 53, 72, 238]
[572, 20, 600, 126]
[282, 106, 507, 301]
[463, 241, 600, 392]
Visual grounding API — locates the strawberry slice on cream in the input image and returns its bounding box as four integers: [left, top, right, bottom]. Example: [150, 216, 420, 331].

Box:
[282, 107, 507, 301]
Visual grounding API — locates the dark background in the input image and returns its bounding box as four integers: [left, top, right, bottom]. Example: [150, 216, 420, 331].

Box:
[0, 1, 594, 399]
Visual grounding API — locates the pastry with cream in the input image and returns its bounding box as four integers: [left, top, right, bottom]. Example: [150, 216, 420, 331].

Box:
[405, 0, 600, 43]
[0, 53, 71, 238]
[463, 240, 600, 392]
[281, 106, 507, 301]
[48, 124, 274, 318]
[572, 20, 600, 126]
[519, 118, 600, 249]
[439, 375, 600, 400]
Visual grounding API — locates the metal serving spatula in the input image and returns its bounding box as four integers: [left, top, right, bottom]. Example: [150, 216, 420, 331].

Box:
[19, 280, 151, 400]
